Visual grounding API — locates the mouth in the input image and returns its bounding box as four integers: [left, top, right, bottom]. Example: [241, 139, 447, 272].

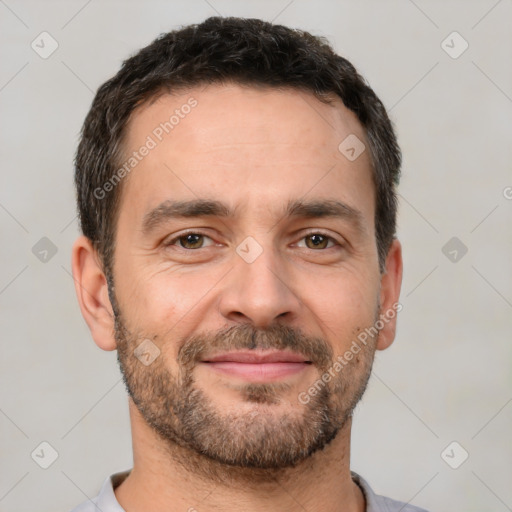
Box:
[200, 350, 312, 382]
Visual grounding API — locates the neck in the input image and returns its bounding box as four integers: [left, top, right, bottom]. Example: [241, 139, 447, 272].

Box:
[115, 399, 365, 512]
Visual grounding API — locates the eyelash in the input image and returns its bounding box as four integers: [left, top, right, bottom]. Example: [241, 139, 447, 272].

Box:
[164, 230, 341, 250]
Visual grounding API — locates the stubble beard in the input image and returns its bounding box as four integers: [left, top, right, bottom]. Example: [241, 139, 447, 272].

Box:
[113, 303, 379, 478]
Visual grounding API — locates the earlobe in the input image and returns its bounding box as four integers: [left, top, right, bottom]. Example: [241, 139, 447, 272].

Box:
[71, 235, 117, 351]
[376, 238, 403, 351]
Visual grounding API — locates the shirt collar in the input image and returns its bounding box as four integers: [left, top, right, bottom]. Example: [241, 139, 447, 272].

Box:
[96, 469, 404, 512]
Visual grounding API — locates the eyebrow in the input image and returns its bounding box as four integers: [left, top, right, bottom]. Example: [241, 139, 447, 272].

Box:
[141, 198, 366, 236]
[141, 199, 233, 234]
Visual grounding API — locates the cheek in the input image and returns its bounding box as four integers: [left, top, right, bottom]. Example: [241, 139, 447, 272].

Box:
[308, 270, 379, 350]
[117, 263, 204, 326]
[147, 270, 218, 321]
[123, 270, 218, 360]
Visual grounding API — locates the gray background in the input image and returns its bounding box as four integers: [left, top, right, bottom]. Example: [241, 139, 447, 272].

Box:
[1, 1, 511, 511]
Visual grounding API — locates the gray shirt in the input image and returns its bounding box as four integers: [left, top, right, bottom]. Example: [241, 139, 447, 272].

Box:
[70, 470, 430, 511]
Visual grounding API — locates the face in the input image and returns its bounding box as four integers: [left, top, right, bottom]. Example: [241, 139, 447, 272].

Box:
[109, 83, 388, 469]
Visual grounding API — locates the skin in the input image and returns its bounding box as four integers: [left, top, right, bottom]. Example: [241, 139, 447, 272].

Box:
[72, 83, 402, 512]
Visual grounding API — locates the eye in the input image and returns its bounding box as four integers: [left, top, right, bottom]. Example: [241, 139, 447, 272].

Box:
[297, 232, 339, 250]
[165, 232, 215, 250]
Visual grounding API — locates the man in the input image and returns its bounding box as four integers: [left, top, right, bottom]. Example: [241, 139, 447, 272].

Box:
[70, 16, 428, 512]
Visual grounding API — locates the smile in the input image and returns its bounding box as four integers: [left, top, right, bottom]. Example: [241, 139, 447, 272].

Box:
[201, 350, 312, 382]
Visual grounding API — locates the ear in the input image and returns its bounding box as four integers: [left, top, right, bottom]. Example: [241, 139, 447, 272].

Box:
[71, 235, 117, 351]
[376, 238, 403, 351]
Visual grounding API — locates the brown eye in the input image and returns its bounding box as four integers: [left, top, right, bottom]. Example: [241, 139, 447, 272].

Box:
[304, 234, 333, 250]
[167, 233, 214, 250]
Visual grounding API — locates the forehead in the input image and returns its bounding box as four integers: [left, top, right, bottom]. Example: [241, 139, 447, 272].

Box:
[119, 83, 374, 230]
[126, 82, 366, 157]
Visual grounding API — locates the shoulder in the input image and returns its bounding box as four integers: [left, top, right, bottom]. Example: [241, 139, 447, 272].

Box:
[70, 501, 99, 512]
[351, 472, 431, 512]
[69, 471, 130, 512]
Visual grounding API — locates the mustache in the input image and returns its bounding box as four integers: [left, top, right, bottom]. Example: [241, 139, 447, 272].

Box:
[177, 323, 334, 371]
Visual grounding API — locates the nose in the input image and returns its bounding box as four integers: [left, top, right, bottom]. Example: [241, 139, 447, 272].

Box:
[218, 242, 302, 328]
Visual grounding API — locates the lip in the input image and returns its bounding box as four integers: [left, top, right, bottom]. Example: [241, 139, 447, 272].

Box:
[201, 350, 311, 382]
[203, 350, 310, 364]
